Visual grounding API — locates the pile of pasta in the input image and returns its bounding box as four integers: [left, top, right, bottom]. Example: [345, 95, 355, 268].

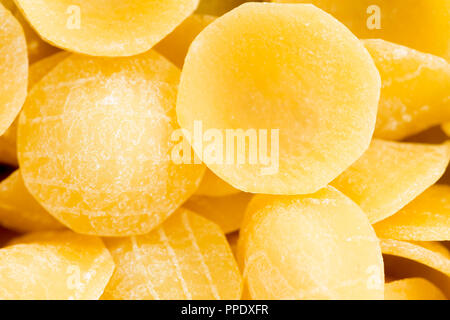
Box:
[0, 0, 448, 300]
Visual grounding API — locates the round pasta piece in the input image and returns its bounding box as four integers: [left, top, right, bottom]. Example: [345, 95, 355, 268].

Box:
[177, 3, 380, 195]
[331, 140, 450, 224]
[381, 240, 450, 277]
[102, 208, 242, 300]
[385, 278, 446, 300]
[155, 14, 215, 68]
[183, 192, 252, 233]
[374, 185, 450, 241]
[0, 3, 27, 136]
[272, 0, 450, 60]
[363, 40, 450, 141]
[195, 169, 240, 197]
[0, 170, 63, 232]
[17, 52, 205, 236]
[238, 186, 384, 300]
[14, 0, 200, 57]
[0, 51, 70, 167]
[0, 0, 57, 63]
[0, 230, 114, 299]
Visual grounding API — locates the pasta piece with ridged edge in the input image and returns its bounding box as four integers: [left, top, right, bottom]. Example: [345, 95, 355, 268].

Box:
[17, 51, 205, 236]
[374, 185, 450, 241]
[102, 208, 242, 300]
[238, 186, 384, 300]
[177, 3, 381, 195]
[14, 0, 200, 57]
[0, 2, 28, 135]
[363, 39, 450, 141]
[0, 230, 114, 300]
[331, 140, 450, 224]
[0, 170, 64, 232]
[384, 278, 446, 300]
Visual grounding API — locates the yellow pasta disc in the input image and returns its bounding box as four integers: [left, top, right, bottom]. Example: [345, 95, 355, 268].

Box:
[385, 278, 446, 300]
[238, 186, 384, 299]
[178, 3, 380, 195]
[17, 51, 205, 236]
[0, 2, 28, 135]
[332, 140, 450, 223]
[363, 39, 450, 141]
[14, 0, 200, 56]
[0, 230, 114, 299]
[374, 185, 450, 241]
[102, 208, 242, 300]
[272, 0, 450, 60]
